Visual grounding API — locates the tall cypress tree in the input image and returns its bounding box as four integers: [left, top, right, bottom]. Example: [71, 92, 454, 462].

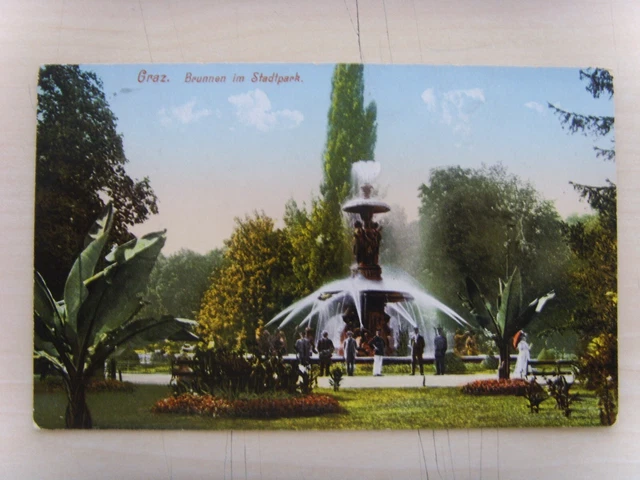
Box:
[317, 64, 377, 279]
[284, 64, 377, 293]
[321, 64, 377, 206]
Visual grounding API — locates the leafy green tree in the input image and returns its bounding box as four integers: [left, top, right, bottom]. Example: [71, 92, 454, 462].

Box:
[143, 249, 224, 319]
[34, 205, 192, 428]
[285, 65, 378, 291]
[418, 164, 571, 328]
[197, 213, 295, 349]
[550, 68, 617, 423]
[36, 65, 158, 297]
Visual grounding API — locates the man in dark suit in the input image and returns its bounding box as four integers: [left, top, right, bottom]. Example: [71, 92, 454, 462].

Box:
[410, 327, 426, 375]
[434, 327, 448, 375]
[295, 331, 311, 367]
[317, 331, 334, 376]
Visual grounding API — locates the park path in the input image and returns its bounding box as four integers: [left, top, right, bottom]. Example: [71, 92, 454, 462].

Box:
[121, 373, 497, 388]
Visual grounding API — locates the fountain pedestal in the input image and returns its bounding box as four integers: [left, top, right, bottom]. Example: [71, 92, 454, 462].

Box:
[342, 183, 403, 352]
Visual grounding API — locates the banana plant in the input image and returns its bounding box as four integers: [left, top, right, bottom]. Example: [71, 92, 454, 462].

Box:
[460, 267, 555, 379]
[34, 204, 196, 428]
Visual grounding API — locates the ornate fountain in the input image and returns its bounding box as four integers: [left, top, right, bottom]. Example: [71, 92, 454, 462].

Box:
[267, 161, 471, 354]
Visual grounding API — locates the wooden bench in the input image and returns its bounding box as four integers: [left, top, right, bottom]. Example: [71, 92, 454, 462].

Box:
[526, 359, 576, 379]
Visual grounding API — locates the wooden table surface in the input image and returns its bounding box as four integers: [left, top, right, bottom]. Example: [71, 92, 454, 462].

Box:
[1, 1, 639, 478]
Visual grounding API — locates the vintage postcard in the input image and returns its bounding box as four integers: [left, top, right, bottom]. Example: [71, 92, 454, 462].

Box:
[33, 63, 617, 429]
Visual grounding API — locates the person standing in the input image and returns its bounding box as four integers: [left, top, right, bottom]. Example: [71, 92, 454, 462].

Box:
[295, 331, 311, 367]
[513, 331, 532, 378]
[317, 331, 335, 376]
[410, 327, 426, 375]
[434, 327, 447, 375]
[343, 331, 357, 376]
[369, 329, 386, 376]
[273, 330, 287, 357]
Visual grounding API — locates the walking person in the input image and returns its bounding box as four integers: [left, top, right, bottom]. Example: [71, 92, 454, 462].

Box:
[434, 327, 447, 375]
[343, 331, 357, 376]
[369, 329, 386, 376]
[410, 327, 426, 375]
[317, 331, 335, 376]
[513, 330, 532, 378]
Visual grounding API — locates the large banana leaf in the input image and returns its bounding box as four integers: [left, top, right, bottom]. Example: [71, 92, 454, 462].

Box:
[34, 272, 65, 336]
[76, 231, 166, 347]
[89, 316, 197, 370]
[507, 290, 555, 338]
[496, 268, 522, 337]
[464, 277, 494, 330]
[63, 204, 114, 337]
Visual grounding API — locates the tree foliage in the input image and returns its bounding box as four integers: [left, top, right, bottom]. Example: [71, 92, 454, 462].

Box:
[418, 164, 570, 326]
[143, 249, 224, 319]
[548, 68, 615, 162]
[197, 213, 295, 349]
[549, 68, 617, 424]
[321, 64, 377, 207]
[35, 65, 158, 297]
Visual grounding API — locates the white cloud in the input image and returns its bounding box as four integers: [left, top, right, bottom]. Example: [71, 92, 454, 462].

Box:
[441, 88, 485, 136]
[158, 99, 212, 126]
[228, 89, 303, 132]
[421, 88, 436, 111]
[158, 107, 172, 127]
[524, 101, 545, 114]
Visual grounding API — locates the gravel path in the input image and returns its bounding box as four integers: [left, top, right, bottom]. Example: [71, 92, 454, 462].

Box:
[121, 372, 498, 388]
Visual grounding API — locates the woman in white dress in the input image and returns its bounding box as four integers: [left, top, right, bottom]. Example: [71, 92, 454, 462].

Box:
[513, 331, 532, 378]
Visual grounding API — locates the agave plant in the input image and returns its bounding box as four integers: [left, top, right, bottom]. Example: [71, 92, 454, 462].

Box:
[460, 267, 555, 379]
[34, 204, 196, 428]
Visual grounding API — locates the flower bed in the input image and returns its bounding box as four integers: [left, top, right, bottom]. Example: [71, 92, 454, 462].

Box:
[37, 377, 135, 393]
[88, 379, 136, 393]
[461, 379, 530, 396]
[152, 393, 343, 418]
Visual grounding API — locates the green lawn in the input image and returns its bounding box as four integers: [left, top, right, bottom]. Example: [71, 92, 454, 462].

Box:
[34, 382, 602, 430]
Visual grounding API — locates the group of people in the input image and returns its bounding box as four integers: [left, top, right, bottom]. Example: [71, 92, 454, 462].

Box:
[291, 326, 535, 379]
[293, 326, 450, 377]
[410, 327, 448, 376]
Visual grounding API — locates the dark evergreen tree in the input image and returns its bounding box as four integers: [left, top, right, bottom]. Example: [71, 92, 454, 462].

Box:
[35, 65, 158, 297]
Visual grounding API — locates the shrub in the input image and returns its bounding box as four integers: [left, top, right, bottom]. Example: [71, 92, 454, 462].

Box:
[481, 355, 499, 370]
[579, 333, 617, 425]
[152, 393, 342, 418]
[329, 366, 344, 392]
[443, 352, 467, 374]
[461, 379, 530, 396]
[537, 348, 557, 361]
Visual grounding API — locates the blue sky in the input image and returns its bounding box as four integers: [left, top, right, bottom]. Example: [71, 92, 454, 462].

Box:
[87, 63, 616, 254]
